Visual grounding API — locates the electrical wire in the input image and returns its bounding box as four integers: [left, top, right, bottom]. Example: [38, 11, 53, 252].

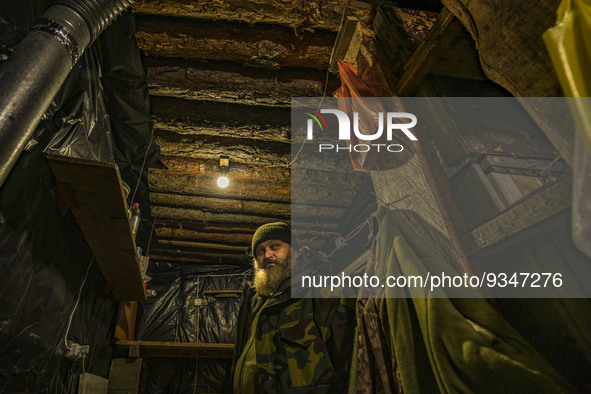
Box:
[64, 256, 94, 351]
[318, 216, 371, 258]
[130, 132, 154, 204]
[146, 216, 157, 255]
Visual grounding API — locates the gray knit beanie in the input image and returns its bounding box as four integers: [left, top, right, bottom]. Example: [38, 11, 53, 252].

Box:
[251, 222, 291, 254]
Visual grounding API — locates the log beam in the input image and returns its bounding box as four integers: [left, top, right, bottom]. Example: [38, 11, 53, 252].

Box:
[133, 0, 372, 32]
[149, 170, 291, 202]
[155, 129, 289, 166]
[135, 16, 336, 69]
[145, 57, 336, 106]
[154, 226, 254, 244]
[150, 96, 291, 143]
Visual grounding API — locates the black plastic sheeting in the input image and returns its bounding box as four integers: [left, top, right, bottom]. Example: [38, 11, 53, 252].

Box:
[138, 261, 252, 392]
[0, 2, 161, 392]
[95, 11, 166, 253]
[322, 177, 377, 273]
[0, 141, 118, 392]
[139, 262, 252, 343]
[39, 46, 116, 163]
[26, 9, 164, 254]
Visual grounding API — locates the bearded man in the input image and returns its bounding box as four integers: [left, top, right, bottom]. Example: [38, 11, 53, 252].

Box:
[231, 222, 356, 394]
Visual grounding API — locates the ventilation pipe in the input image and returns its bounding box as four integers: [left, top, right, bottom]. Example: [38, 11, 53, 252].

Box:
[0, 0, 136, 189]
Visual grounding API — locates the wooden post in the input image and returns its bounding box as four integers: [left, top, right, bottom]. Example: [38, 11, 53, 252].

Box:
[114, 301, 138, 342]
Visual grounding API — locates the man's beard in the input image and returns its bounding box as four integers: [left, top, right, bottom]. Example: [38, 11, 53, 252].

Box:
[253, 254, 291, 296]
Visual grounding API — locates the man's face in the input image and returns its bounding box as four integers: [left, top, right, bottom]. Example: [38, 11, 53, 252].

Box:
[253, 239, 292, 296]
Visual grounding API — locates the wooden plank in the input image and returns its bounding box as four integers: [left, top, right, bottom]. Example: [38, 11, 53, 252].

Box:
[462, 177, 572, 255]
[329, 16, 360, 73]
[481, 156, 569, 177]
[46, 155, 146, 301]
[116, 341, 234, 358]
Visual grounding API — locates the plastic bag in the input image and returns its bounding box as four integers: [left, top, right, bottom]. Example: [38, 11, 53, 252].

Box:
[544, 0, 591, 257]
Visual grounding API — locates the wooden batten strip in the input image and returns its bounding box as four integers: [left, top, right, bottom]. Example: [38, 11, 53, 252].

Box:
[462, 177, 572, 256]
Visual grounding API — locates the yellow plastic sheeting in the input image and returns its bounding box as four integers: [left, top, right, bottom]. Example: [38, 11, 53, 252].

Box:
[544, 0, 591, 154]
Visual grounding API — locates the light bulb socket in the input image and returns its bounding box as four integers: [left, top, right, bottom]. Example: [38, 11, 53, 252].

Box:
[217, 155, 230, 188]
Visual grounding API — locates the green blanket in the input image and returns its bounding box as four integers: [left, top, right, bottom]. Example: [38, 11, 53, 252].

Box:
[373, 207, 576, 393]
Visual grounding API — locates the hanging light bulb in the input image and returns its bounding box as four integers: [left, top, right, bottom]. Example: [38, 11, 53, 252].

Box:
[217, 156, 230, 188]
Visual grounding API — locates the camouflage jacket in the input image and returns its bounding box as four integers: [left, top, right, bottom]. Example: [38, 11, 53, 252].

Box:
[232, 279, 356, 393]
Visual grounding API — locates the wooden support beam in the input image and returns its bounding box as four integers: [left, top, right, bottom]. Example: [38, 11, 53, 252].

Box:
[144, 57, 334, 107]
[114, 301, 138, 342]
[154, 226, 253, 245]
[480, 156, 569, 177]
[152, 204, 345, 224]
[152, 206, 287, 225]
[160, 156, 290, 182]
[462, 177, 572, 256]
[158, 239, 247, 252]
[150, 96, 290, 142]
[135, 16, 335, 69]
[150, 193, 291, 216]
[148, 251, 247, 264]
[149, 170, 291, 202]
[116, 341, 234, 358]
[395, 7, 465, 96]
[133, 0, 372, 31]
[155, 129, 289, 166]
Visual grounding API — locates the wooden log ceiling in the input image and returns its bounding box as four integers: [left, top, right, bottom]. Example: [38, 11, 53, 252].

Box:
[135, 0, 373, 264]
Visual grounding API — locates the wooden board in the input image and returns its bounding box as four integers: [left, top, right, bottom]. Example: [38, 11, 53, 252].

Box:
[46, 154, 146, 301]
[462, 177, 572, 255]
[116, 341, 234, 358]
